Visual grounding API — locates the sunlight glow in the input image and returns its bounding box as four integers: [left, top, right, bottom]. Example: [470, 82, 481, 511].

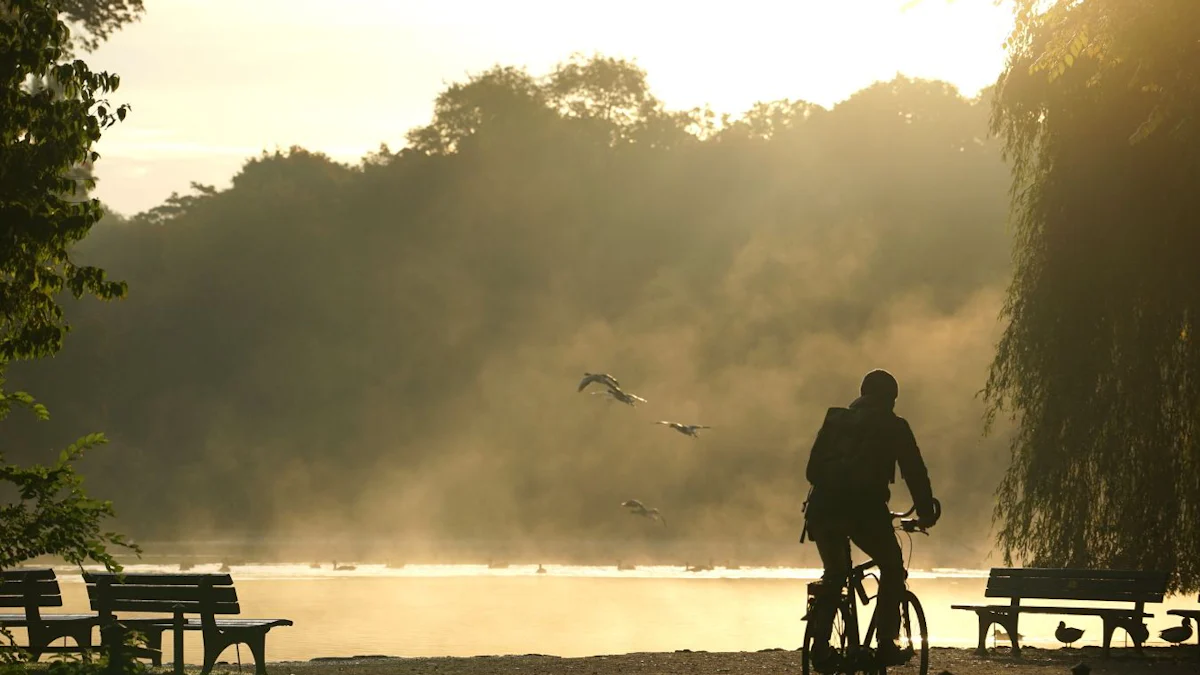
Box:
[86, 0, 1016, 213]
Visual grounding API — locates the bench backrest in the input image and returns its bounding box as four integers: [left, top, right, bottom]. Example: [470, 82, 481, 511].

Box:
[0, 569, 63, 621]
[985, 568, 1168, 604]
[83, 573, 240, 618]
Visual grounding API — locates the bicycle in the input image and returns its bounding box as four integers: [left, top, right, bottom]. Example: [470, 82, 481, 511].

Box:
[801, 499, 941, 675]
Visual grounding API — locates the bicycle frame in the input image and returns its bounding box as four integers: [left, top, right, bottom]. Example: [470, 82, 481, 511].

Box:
[842, 549, 887, 656]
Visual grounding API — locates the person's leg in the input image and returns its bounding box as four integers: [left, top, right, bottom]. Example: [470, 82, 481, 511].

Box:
[807, 521, 851, 654]
[849, 516, 907, 661]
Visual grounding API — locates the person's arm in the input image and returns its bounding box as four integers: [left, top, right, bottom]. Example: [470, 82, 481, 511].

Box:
[895, 418, 937, 524]
[805, 409, 836, 484]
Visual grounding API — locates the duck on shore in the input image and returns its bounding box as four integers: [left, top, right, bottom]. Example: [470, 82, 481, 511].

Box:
[1159, 617, 1193, 644]
[1055, 621, 1085, 647]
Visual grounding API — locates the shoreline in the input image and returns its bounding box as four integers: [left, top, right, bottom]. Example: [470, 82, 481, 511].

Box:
[212, 646, 1199, 675]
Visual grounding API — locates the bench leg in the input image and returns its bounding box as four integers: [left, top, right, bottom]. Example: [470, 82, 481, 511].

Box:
[1003, 616, 1022, 660]
[26, 635, 50, 663]
[101, 623, 124, 675]
[974, 613, 990, 657]
[144, 629, 165, 667]
[1101, 617, 1116, 659]
[70, 624, 94, 652]
[200, 635, 227, 675]
[246, 630, 268, 675]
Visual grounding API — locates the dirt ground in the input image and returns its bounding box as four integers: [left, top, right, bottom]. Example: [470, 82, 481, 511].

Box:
[199, 646, 1199, 675]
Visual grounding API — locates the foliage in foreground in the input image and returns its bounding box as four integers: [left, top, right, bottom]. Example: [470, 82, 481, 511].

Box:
[985, 0, 1200, 591]
[0, 0, 141, 608]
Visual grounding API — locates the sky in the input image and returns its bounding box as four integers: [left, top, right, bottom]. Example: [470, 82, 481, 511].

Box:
[85, 0, 1015, 216]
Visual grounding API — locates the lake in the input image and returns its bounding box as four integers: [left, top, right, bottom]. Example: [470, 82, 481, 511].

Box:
[15, 563, 1197, 664]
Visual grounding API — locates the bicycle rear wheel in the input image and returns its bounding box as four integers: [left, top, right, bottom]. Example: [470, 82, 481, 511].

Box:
[891, 591, 929, 675]
[803, 599, 856, 675]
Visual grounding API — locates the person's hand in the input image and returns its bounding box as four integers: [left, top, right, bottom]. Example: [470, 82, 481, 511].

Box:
[917, 498, 942, 529]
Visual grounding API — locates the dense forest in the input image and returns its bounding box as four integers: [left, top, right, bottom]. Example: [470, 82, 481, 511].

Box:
[7, 56, 1014, 564]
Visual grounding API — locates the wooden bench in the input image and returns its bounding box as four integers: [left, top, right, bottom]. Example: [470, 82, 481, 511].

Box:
[0, 568, 95, 661]
[951, 567, 1168, 658]
[85, 572, 292, 675]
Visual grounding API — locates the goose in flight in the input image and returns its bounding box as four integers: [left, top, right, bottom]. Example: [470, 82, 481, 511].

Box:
[578, 372, 621, 392]
[592, 387, 646, 407]
[622, 499, 666, 526]
[1159, 617, 1193, 644]
[1055, 621, 1085, 647]
[655, 421, 711, 437]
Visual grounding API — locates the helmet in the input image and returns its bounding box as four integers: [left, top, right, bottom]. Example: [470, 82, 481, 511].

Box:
[860, 369, 898, 400]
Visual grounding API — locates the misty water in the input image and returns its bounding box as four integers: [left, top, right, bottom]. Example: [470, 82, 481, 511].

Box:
[23, 563, 1199, 664]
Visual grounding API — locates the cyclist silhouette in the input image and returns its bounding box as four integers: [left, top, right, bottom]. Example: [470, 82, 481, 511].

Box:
[803, 369, 939, 668]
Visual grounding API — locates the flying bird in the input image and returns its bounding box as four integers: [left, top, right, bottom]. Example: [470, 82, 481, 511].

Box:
[1159, 617, 1193, 644]
[1055, 621, 1085, 647]
[592, 388, 646, 406]
[622, 499, 666, 526]
[655, 421, 711, 437]
[578, 372, 621, 392]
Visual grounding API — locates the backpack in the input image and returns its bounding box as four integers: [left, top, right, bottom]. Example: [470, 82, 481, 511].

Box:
[806, 406, 892, 495]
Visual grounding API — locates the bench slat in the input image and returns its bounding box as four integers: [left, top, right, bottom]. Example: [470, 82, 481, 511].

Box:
[0, 613, 95, 627]
[988, 574, 1167, 592]
[83, 573, 233, 586]
[988, 567, 1167, 581]
[0, 579, 62, 598]
[0, 596, 62, 608]
[0, 569, 55, 582]
[986, 578, 1166, 602]
[85, 585, 238, 603]
[89, 599, 240, 614]
[951, 604, 1153, 617]
[118, 617, 293, 629]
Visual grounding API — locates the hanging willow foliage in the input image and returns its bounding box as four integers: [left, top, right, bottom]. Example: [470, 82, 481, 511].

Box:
[986, 0, 1200, 591]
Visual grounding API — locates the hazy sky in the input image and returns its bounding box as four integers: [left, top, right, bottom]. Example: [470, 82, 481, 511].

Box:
[85, 0, 1014, 215]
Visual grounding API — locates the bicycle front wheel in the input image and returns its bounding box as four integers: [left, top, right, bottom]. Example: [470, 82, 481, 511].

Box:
[896, 591, 929, 675]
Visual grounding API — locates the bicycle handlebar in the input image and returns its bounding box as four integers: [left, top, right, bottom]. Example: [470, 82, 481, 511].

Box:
[890, 498, 941, 535]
